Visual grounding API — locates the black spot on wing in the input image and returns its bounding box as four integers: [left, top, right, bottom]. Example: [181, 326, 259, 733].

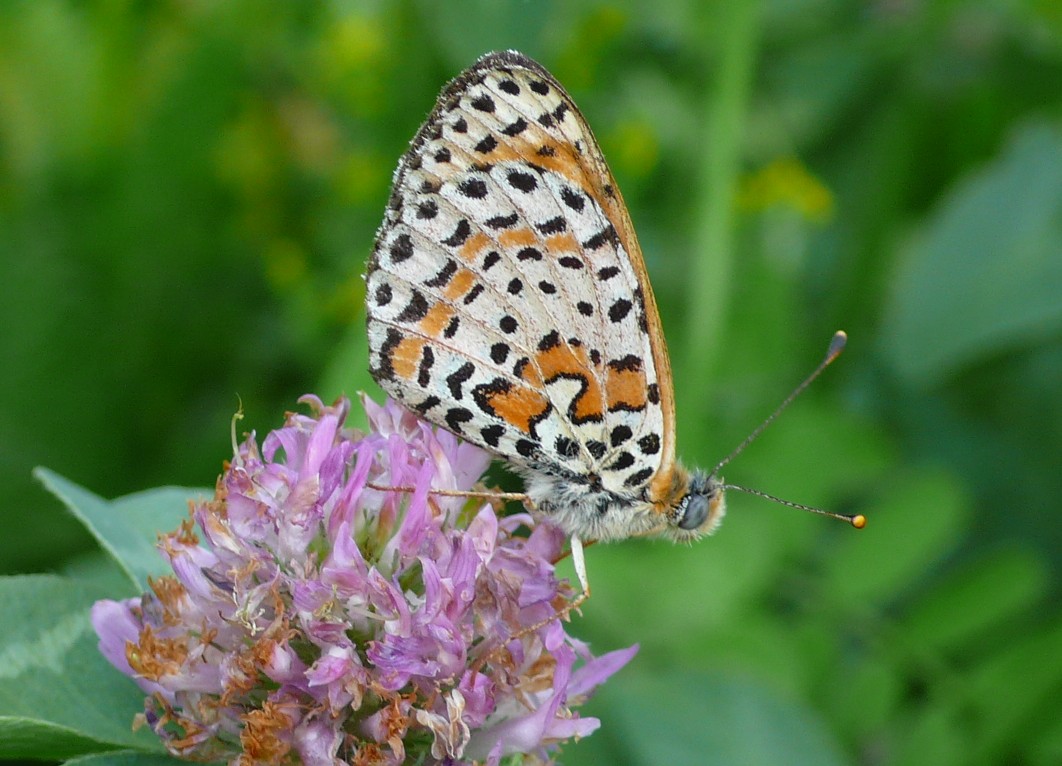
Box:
[501, 118, 529, 137]
[417, 347, 434, 387]
[470, 94, 495, 112]
[414, 395, 440, 414]
[486, 213, 519, 229]
[560, 187, 584, 211]
[475, 135, 498, 154]
[608, 354, 642, 372]
[416, 199, 438, 220]
[424, 259, 458, 287]
[507, 170, 537, 193]
[638, 433, 661, 455]
[446, 362, 475, 400]
[373, 327, 401, 382]
[536, 216, 567, 235]
[554, 436, 579, 459]
[481, 424, 504, 447]
[538, 330, 561, 351]
[446, 407, 473, 433]
[583, 224, 619, 251]
[625, 467, 655, 488]
[458, 178, 488, 199]
[610, 425, 633, 447]
[374, 283, 393, 306]
[490, 343, 510, 364]
[608, 298, 633, 323]
[442, 219, 472, 247]
[395, 290, 429, 322]
[390, 233, 414, 263]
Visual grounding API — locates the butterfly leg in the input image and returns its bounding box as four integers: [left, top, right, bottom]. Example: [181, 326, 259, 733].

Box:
[365, 483, 528, 503]
[569, 534, 590, 599]
[473, 535, 592, 673]
[517, 536, 591, 635]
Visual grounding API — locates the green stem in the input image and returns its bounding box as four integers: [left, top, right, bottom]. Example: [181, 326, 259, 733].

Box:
[684, 0, 760, 435]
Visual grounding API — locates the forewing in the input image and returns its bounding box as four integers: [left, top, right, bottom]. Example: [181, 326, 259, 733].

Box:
[366, 51, 675, 499]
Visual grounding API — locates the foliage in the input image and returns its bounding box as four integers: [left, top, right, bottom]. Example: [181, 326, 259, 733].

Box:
[1, 1, 1059, 764]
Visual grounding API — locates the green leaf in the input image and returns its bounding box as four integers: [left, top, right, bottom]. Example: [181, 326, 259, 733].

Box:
[35, 468, 209, 592]
[64, 752, 191, 766]
[965, 617, 1062, 762]
[598, 667, 849, 766]
[821, 469, 967, 606]
[677, 615, 839, 701]
[0, 575, 160, 759]
[881, 121, 1062, 385]
[900, 547, 1049, 654]
[824, 656, 902, 738]
[1031, 711, 1062, 766]
[61, 552, 145, 596]
[573, 523, 778, 651]
[319, 323, 375, 431]
[892, 705, 966, 766]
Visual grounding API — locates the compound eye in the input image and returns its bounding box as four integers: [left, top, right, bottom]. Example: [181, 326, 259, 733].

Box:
[678, 492, 709, 530]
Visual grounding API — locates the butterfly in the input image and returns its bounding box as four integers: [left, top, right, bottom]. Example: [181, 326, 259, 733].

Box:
[365, 50, 859, 594]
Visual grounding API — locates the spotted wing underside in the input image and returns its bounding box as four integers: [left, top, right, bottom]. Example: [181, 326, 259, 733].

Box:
[366, 51, 676, 500]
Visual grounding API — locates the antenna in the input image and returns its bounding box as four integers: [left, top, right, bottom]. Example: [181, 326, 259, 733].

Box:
[711, 330, 864, 529]
[722, 483, 866, 528]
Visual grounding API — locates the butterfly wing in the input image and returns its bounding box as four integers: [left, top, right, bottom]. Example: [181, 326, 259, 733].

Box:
[366, 51, 678, 503]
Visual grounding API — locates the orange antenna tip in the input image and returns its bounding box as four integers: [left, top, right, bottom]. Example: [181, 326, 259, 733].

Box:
[850, 514, 866, 529]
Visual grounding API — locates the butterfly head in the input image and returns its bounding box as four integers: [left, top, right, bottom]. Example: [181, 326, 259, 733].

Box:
[660, 467, 726, 541]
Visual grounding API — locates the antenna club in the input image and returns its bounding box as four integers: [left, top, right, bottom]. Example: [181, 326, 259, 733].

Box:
[850, 514, 866, 529]
[826, 330, 847, 362]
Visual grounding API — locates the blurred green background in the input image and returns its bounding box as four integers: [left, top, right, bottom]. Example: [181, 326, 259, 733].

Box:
[2, 0, 1060, 764]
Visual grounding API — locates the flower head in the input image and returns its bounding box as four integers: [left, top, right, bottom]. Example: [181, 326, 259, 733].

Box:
[93, 395, 636, 765]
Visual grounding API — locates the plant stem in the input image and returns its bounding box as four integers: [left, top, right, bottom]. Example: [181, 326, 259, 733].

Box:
[684, 0, 760, 434]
